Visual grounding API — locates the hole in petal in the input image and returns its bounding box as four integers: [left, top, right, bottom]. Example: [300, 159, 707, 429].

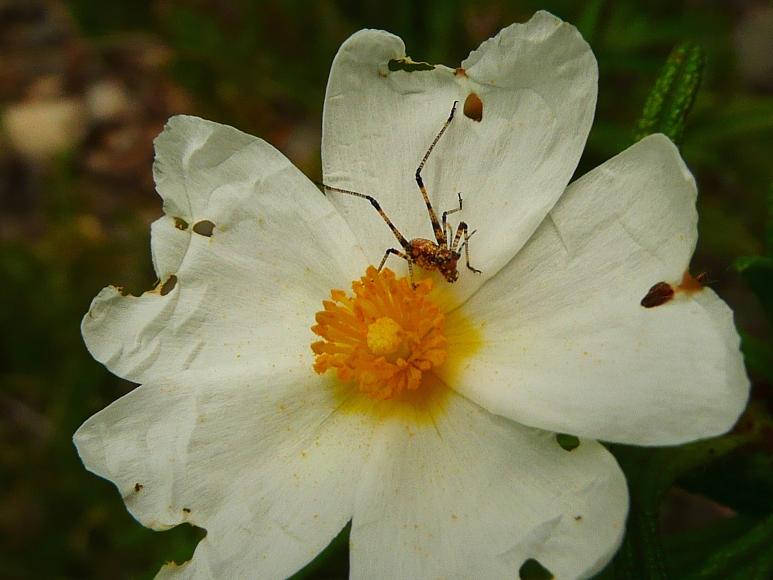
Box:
[156, 524, 208, 572]
[173, 217, 189, 230]
[463, 92, 483, 122]
[160, 275, 177, 296]
[519, 558, 554, 580]
[192, 220, 215, 237]
[556, 433, 580, 451]
[387, 58, 435, 72]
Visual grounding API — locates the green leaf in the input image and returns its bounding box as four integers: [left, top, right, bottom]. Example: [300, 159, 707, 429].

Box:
[575, 0, 606, 44]
[766, 184, 773, 256]
[682, 514, 773, 580]
[609, 430, 755, 579]
[740, 332, 773, 381]
[682, 446, 773, 516]
[665, 515, 759, 577]
[634, 42, 705, 144]
[734, 255, 773, 323]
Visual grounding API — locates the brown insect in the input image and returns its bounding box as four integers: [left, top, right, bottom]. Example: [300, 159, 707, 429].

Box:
[320, 101, 481, 284]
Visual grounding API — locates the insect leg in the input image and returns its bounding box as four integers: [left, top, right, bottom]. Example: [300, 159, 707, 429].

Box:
[442, 192, 463, 243]
[318, 183, 410, 249]
[415, 102, 458, 247]
[452, 222, 482, 274]
[379, 248, 415, 286]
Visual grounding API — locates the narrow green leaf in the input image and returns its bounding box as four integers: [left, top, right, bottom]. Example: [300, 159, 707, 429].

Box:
[766, 184, 773, 256]
[665, 516, 759, 577]
[609, 430, 755, 580]
[740, 332, 773, 381]
[734, 255, 773, 323]
[634, 42, 705, 144]
[683, 514, 773, 580]
[575, 0, 606, 44]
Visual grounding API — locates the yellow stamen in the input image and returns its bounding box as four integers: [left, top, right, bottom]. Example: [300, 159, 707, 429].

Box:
[311, 266, 447, 400]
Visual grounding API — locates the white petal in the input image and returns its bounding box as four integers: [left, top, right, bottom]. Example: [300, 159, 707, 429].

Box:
[74, 366, 374, 579]
[322, 12, 597, 304]
[83, 115, 367, 384]
[446, 135, 749, 445]
[350, 391, 627, 579]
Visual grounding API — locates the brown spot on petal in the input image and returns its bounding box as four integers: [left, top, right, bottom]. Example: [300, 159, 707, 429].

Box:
[173, 217, 189, 230]
[455, 67, 467, 77]
[182, 507, 191, 514]
[160, 275, 177, 296]
[678, 271, 705, 293]
[463, 92, 483, 122]
[134, 483, 143, 492]
[641, 281, 674, 308]
[192, 220, 215, 237]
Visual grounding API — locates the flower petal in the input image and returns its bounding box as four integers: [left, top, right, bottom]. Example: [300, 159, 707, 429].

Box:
[74, 367, 373, 578]
[350, 391, 627, 579]
[83, 115, 367, 384]
[322, 11, 597, 303]
[445, 134, 749, 445]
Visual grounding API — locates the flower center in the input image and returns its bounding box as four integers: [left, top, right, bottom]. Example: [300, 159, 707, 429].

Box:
[311, 266, 447, 400]
[366, 317, 404, 356]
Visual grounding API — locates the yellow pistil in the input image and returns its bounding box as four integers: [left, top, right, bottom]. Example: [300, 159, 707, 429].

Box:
[311, 266, 447, 400]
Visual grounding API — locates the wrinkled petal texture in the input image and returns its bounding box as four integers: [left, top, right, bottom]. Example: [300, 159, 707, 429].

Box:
[351, 390, 627, 579]
[322, 11, 597, 305]
[74, 367, 374, 579]
[445, 135, 749, 445]
[82, 116, 367, 385]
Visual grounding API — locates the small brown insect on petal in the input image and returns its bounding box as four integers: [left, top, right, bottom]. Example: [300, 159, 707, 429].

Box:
[192, 220, 215, 237]
[641, 281, 675, 308]
[463, 92, 483, 122]
[173, 217, 189, 231]
[134, 483, 144, 492]
[160, 275, 178, 296]
[182, 507, 191, 514]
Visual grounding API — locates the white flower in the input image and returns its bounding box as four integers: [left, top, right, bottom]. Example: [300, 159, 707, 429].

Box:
[74, 11, 749, 580]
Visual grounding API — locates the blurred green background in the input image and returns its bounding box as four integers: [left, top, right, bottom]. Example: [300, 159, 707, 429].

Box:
[1, 0, 771, 578]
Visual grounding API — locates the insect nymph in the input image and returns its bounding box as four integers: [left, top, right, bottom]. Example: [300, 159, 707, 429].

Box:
[321, 101, 481, 284]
